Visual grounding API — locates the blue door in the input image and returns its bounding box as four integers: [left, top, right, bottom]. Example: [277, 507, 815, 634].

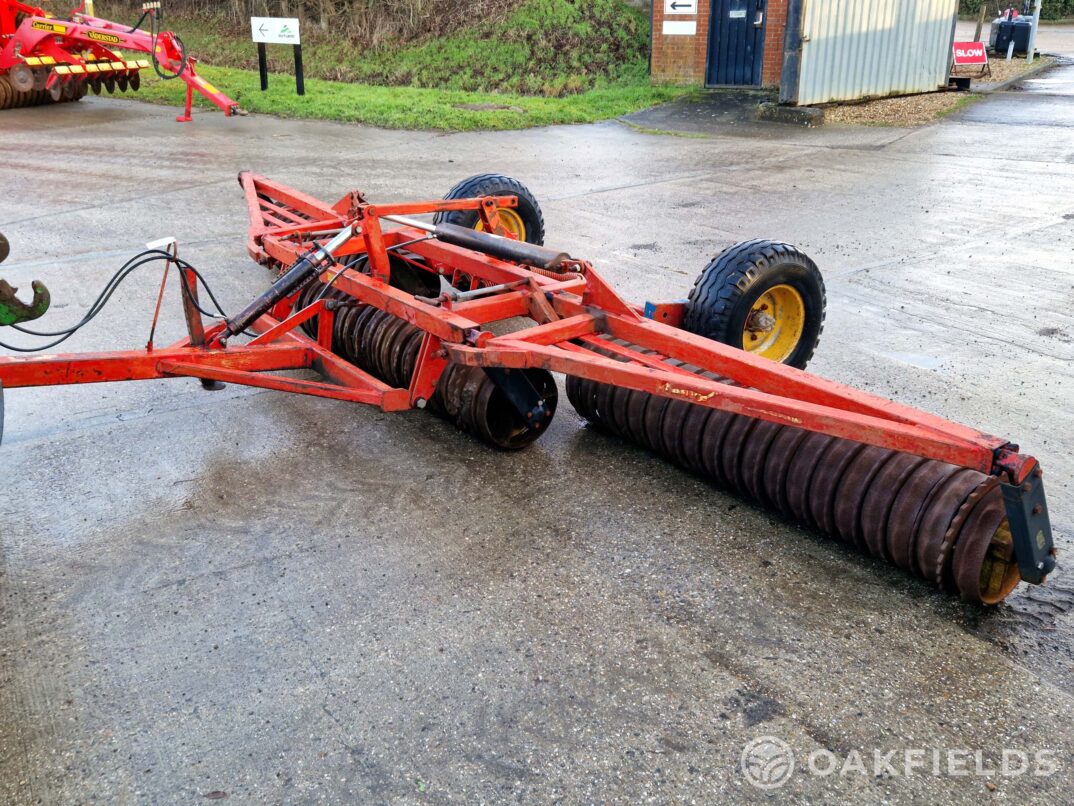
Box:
[706, 0, 766, 86]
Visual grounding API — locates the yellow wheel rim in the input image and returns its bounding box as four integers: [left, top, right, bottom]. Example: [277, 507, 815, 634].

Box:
[742, 284, 805, 363]
[476, 208, 526, 241]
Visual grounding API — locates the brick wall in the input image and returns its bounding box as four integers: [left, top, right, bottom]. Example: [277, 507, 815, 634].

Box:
[651, 0, 712, 84]
[761, 0, 787, 86]
[651, 0, 788, 88]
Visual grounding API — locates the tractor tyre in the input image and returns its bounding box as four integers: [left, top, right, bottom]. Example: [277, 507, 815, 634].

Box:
[682, 240, 825, 370]
[434, 173, 545, 246]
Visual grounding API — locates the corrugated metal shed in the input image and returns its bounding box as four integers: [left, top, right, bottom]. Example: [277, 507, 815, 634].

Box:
[780, 0, 959, 105]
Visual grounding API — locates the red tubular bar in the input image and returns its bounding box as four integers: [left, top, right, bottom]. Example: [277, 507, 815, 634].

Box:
[0, 343, 311, 387]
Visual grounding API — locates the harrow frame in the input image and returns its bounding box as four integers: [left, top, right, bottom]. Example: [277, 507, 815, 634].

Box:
[0, 172, 1056, 589]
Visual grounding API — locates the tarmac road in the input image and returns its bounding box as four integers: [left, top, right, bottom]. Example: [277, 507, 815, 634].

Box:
[1, 62, 1073, 803]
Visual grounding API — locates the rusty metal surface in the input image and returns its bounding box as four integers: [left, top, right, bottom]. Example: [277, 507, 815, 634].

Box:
[0, 74, 80, 109]
[886, 461, 963, 573]
[832, 445, 895, 550]
[806, 438, 863, 539]
[951, 486, 1017, 605]
[860, 453, 926, 564]
[783, 431, 833, 528]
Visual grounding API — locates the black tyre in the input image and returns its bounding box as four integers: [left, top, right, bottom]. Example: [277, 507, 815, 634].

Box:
[0, 231, 9, 265]
[434, 173, 545, 246]
[682, 240, 825, 370]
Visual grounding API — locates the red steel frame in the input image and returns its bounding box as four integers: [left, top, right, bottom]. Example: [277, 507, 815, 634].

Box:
[0, 172, 1042, 487]
[0, 1, 239, 120]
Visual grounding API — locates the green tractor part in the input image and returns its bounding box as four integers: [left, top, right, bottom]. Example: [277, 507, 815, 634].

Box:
[0, 233, 51, 326]
[0, 279, 50, 326]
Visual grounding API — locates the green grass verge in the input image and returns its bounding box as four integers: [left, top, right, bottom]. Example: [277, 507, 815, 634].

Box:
[104, 0, 653, 97]
[133, 65, 695, 131]
[99, 0, 694, 130]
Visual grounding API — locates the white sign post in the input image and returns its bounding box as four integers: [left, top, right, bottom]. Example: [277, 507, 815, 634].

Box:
[250, 17, 305, 96]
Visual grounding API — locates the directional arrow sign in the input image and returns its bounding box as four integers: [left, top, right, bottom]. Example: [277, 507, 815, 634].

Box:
[251, 16, 301, 45]
[664, 0, 697, 14]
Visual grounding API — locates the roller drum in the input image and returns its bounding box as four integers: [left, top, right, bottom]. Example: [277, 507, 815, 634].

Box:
[566, 374, 1020, 603]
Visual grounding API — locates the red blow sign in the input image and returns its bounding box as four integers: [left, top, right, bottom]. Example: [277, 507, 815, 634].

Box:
[953, 41, 988, 65]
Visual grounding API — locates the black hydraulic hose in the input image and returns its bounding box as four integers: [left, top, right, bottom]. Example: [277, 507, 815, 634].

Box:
[124, 10, 187, 79]
[0, 251, 234, 353]
[126, 10, 151, 33]
[149, 14, 188, 80]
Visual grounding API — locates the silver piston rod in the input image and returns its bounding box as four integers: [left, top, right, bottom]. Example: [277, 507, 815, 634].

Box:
[224, 225, 357, 337]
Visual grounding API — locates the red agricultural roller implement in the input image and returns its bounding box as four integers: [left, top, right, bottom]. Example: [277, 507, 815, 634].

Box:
[0, 0, 239, 120]
[0, 172, 1057, 604]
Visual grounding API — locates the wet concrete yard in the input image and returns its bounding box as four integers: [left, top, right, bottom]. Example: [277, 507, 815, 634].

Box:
[2, 61, 1074, 802]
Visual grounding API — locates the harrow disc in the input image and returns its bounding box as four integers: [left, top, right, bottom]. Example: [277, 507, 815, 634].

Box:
[9, 64, 34, 93]
[293, 281, 557, 450]
[0, 75, 63, 109]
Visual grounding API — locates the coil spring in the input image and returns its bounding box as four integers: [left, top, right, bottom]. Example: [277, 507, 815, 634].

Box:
[565, 365, 1020, 604]
[294, 281, 558, 450]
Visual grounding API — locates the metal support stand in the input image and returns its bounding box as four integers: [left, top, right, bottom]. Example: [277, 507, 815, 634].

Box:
[177, 82, 193, 123]
[294, 44, 302, 96]
[1027, 0, 1042, 64]
[258, 42, 268, 91]
[180, 267, 225, 390]
[255, 43, 304, 96]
